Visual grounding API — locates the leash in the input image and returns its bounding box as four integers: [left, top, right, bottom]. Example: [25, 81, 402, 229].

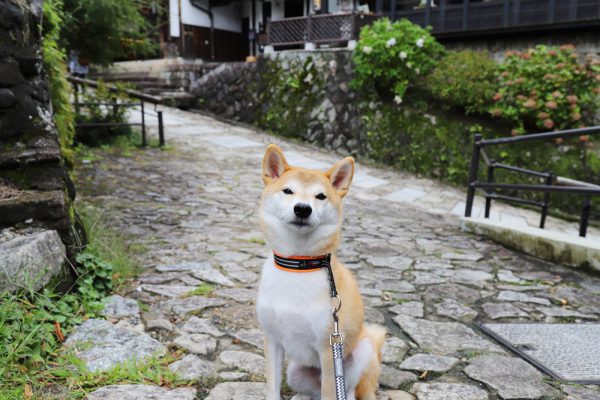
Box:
[322, 255, 347, 400]
[273, 253, 347, 400]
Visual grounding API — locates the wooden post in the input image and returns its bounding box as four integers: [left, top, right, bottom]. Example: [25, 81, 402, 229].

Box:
[579, 196, 591, 237]
[548, 0, 556, 23]
[540, 173, 552, 229]
[462, 0, 469, 30]
[390, 0, 396, 20]
[141, 101, 147, 147]
[376, 0, 383, 14]
[503, 0, 510, 27]
[251, 0, 257, 56]
[465, 134, 482, 217]
[439, 0, 446, 31]
[512, 0, 520, 25]
[484, 164, 495, 218]
[425, 0, 432, 26]
[158, 111, 165, 147]
[568, 0, 577, 20]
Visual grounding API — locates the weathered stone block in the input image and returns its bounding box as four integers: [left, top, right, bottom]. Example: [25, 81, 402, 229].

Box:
[87, 385, 196, 400]
[65, 319, 167, 372]
[0, 0, 78, 264]
[0, 58, 24, 87]
[0, 88, 17, 108]
[0, 228, 66, 292]
[0, 190, 67, 225]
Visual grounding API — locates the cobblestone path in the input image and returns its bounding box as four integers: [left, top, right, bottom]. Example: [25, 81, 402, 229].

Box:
[72, 108, 600, 400]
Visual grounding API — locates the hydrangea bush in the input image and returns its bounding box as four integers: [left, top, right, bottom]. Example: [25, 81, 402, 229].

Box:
[427, 50, 497, 114]
[352, 18, 444, 101]
[490, 45, 600, 134]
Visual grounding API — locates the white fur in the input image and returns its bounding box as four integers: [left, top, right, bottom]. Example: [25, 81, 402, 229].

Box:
[257, 254, 332, 400]
[259, 179, 340, 256]
[257, 254, 332, 368]
[284, 337, 374, 400]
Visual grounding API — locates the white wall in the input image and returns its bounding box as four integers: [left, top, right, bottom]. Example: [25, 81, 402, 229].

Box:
[272, 0, 285, 20]
[180, 0, 243, 33]
[169, 0, 180, 37]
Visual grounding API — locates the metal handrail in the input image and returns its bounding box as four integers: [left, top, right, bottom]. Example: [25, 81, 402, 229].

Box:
[67, 76, 162, 104]
[464, 127, 600, 237]
[67, 76, 165, 147]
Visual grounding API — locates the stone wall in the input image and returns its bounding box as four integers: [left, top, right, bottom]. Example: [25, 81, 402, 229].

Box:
[0, 1, 77, 259]
[191, 62, 258, 122]
[269, 49, 365, 155]
[191, 49, 366, 156]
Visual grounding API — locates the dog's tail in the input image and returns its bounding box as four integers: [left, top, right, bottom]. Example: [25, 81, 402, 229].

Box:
[365, 324, 387, 362]
[356, 324, 387, 400]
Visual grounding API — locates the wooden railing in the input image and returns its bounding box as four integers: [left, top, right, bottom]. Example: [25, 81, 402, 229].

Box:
[267, 12, 380, 47]
[267, 0, 600, 47]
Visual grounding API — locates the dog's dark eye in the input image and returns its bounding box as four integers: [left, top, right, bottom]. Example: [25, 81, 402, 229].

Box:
[316, 193, 327, 200]
[283, 188, 293, 195]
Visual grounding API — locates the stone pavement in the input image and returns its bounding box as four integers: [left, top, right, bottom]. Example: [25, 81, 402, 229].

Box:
[70, 106, 600, 399]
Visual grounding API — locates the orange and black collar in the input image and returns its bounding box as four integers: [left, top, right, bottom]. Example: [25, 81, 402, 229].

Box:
[273, 252, 339, 301]
[273, 252, 331, 273]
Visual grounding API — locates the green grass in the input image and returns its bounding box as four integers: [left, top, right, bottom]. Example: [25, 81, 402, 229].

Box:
[0, 289, 90, 399]
[185, 283, 215, 297]
[0, 348, 192, 399]
[0, 202, 149, 398]
[242, 237, 266, 245]
[77, 205, 142, 289]
[41, 352, 191, 399]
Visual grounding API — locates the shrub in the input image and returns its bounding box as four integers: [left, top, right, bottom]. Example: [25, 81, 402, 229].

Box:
[61, 0, 158, 64]
[362, 99, 600, 217]
[74, 81, 134, 145]
[491, 45, 600, 134]
[352, 18, 445, 101]
[362, 100, 475, 184]
[427, 50, 497, 114]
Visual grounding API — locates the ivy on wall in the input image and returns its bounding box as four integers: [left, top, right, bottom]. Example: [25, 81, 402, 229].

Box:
[42, 0, 76, 164]
[252, 56, 324, 138]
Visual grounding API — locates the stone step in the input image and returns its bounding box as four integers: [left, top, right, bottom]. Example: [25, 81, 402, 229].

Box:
[0, 190, 68, 227]
[93, 73, 156, 82]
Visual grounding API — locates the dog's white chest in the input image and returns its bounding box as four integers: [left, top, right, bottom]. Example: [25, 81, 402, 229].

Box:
[257, 258, 332, 367]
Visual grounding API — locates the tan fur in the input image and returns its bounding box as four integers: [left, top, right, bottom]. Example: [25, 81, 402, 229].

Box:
[356, 325, 387, 400]
[260, 144, 386, 400]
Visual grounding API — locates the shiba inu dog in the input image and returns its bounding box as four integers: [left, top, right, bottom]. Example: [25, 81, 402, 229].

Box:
[256, 144, 386, 400]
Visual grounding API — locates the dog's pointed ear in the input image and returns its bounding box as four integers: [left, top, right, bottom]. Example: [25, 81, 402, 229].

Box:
[262, 144, 290, 185]
[326, 157, 355, 197]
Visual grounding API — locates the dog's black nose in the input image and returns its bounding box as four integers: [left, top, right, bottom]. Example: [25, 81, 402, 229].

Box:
[294, 203, 312, 219]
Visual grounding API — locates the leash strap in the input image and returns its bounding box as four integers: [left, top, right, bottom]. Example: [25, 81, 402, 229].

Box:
[332, 340, 347, 400]
[322, 256, 347, 400]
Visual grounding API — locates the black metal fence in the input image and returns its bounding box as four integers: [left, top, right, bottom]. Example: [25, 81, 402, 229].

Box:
[268, 12, 380, 47]
[464, 126, 600, 237]
[67, 76, 165, 147]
